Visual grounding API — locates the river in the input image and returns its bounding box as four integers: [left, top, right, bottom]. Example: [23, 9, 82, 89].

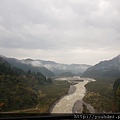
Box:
[51, 77, 95, 113]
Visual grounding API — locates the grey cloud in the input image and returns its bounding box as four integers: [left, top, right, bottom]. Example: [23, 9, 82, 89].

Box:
[0, 0, 120, 64]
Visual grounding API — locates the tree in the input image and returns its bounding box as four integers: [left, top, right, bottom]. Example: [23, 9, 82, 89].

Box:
[47, 78, 52, 83]
[27, 70, 31, 75]
[113, 78, 120, 112]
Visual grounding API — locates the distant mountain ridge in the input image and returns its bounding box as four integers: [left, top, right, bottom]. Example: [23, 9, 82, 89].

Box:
[58, 72, 75, 77]
[82, 54, 120, 79]
[3, 57, 55, 77]
[0, 55, 91, 77]
[36, 60, 91, 75]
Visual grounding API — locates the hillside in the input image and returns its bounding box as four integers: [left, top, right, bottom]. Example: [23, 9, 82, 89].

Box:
[0, 57, 52, 111]
[82, 55, 120, 79]
[3, 57, 55, 77]
[58, 72, 75, 77]
[0, 57, 71, 114]
[1, 55, 91, 77]
[113, 78, 120, 112]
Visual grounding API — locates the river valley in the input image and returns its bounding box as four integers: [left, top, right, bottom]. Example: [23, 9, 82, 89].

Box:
[51, 77, 96, 113]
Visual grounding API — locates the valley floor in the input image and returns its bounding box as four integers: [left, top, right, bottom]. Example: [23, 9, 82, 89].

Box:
[0, 77, 115, 117]
[83, 79, 114, 113]
[51, 77, 95, 113]
[0, 80, 70, 114]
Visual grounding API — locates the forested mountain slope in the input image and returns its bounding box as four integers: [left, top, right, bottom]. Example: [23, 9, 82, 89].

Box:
[82, 55, 120, 79]
[3, 57, 55, 77]
[0, 57, 52, 111]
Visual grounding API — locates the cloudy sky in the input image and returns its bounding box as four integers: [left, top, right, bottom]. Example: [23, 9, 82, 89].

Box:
[0, 0, 120, 65]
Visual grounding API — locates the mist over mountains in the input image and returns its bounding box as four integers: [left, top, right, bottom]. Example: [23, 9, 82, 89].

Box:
[35, 59, 91, 76]
[0, 55, 91, 77]
[1, 54, 120, 79]
[3, 57, 55, 77]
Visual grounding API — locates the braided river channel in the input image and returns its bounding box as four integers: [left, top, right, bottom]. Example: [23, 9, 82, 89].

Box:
[51, 77, 96, 113]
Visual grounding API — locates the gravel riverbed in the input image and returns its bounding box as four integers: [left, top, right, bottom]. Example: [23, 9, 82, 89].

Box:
[51, 78, 96, 113]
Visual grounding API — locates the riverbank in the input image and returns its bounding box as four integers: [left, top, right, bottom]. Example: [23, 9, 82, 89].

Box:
[48, 91, 68, 113]
[49, 84, 76, 113]
[0, 80, 70, 114]
[83, 79, 114, 112]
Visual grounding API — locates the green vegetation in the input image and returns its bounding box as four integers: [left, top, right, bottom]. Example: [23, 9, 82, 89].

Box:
[6, 58, 55, 77]
[0, 58, 37, 111]
[82, 104, 89, 113]
[58, 72, 75, 77]
[35, 80, 70, 113]
[0, 58, 70, 113]
[82, 68, 120, 79]
[0, 72, 53, 112]
[83, 79, 114, 112]
[0, 80, 70, 113]
[0, 75, 38, 111]
[113, 78, 120, 112]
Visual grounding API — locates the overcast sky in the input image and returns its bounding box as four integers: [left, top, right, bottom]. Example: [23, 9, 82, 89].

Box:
[0, 0, 120, 65]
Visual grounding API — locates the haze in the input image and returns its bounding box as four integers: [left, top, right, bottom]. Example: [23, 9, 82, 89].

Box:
[0, 0, 120, 65]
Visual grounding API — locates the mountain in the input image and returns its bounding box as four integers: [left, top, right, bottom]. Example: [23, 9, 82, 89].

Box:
[36, 60, 91, 76]
[0, 57, 53, 111]
[3, 57, 55, 77]
[0, 55, 91, 77]
[82, 54, 120, 79]
[0, 57, 25, 75]
[58, 72, 75, 77]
